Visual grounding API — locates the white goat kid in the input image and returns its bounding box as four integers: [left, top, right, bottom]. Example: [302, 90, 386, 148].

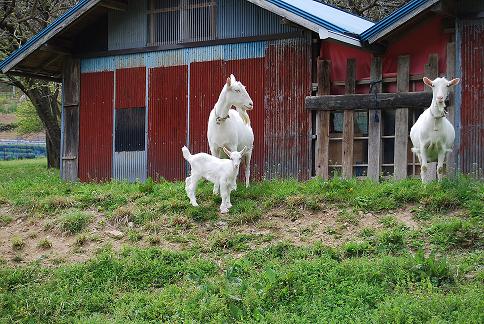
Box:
[410, 76, 460, 182]
[207, 74, 254, 193]
[182, 146, 247, 214]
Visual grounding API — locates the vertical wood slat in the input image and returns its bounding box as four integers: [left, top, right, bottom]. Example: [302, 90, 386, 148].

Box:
[423, 53, 439, 182]
[342, 58, 355, 178]
[315, 59, 331, 179]
[367, 57, 382, 181]
[394, 55, 410, 180]
[61, 57, 80, 181]
[446, 42, 457, 176]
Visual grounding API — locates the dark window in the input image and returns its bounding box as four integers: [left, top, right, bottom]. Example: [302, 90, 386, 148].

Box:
[115, 107, 146, 152]
[147, 0, 216, 45]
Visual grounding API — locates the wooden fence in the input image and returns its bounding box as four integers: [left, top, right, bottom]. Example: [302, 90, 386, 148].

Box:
[306, 46, 456, 181]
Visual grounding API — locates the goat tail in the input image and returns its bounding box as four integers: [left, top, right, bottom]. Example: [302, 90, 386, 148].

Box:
[181, 146, 192, 162]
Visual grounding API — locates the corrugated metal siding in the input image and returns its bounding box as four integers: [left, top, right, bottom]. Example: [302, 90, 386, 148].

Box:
[79, 71, 114, 182]
[225, 58, 265, 180]
[459, 19, 484, 176]
[108, 0, 147, 50]
[148, 65, 188, 181]
[116, 67, 146, 108]
[264, 37, 312, 180]
[113, 151, 147, 182]
[217, 0, 294, 39]
[189, 60, 224, 154]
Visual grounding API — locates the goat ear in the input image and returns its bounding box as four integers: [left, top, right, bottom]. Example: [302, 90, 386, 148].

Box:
[423, 77, 433, 87]
[226, 76, 232, 87]
[230, 74, 236, 84]
[223, 147, 231, 157]
[448, 78, 460, 87]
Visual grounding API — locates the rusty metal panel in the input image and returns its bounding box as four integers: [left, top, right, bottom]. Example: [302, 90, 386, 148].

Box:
[458, 19, 484, 176]
[79, 71, 114, 182]
[225, 58, 265, 180]
[264, 37, 312, 180]
[116, 67, 146, 109]
[148, 65, 188, 181]
[189, 60, 224, 155]
[108, 0, 147, 50]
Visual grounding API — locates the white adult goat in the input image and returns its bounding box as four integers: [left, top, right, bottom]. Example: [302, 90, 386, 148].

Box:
[207, 74, 254, 192]
[410, 76, 460, 182]
[182, 145, 247, 213]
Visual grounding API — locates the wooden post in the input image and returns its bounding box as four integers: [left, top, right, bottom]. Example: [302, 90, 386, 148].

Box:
[61, 57, 80, 181]
[423, 53, 439, 182]
[315, 59, 331, 179]
[367, 57, 382, 181]
[394, 55, 410, 180]
[446, 42, 457, 176]
[342, 59, 355, 178]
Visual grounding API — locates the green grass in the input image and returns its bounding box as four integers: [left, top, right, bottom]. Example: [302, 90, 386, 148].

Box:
[0, 159, 483, 322]
[0, 93, 18, 114]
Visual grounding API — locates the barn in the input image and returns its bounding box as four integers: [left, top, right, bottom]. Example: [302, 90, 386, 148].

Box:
[0, 0, 482, 182]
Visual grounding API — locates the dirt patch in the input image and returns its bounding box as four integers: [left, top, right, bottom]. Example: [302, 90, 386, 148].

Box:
[0, 203, 429, 267]
[0, 114, 15, 124]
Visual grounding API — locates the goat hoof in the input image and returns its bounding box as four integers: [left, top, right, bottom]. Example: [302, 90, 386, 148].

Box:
[191, 202, 199, 207]
[220, 208, 229, 214]
[226, 203, 232, 208]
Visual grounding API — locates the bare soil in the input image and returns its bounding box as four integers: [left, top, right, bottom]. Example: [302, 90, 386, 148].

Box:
[0, 203, 427, 267]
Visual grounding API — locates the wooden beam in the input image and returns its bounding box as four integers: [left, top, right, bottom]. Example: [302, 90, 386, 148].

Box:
[422, 53, 439, 182]
[342, 58, 355, 179]
[61, 57, 80, 181]
[7, 70, 62, 82]
[367, 57, 382, 181]
[100, 0, 127, 11]
[394, 55, 410, 180]
[41, 44, 71, 55]
[305, 91, 433, 111]
[446, 42, 457, 177]
[315, 59, 331, 180]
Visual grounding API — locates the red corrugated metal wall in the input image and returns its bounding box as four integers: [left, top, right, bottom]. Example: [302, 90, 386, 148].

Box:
[225, 58, 265, 180]
[148, 65, 188, 181]
[116, 67, 146, 108]
[460, 19, 484, 174]
[189, 60, 224, 155]
[79, 71, 114, 182]
[265, 39, 312, 180]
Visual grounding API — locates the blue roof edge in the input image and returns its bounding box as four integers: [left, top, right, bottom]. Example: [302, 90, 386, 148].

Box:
[360, 0, 431, 41]
[0, 0, 93, 72]
[266, 0, 353, 34]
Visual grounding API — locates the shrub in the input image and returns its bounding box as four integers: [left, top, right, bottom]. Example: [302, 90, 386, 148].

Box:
[59, 210, 92, 234]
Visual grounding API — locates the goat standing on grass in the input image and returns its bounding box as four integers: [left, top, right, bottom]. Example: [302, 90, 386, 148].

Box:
[410, 76, 460, 182]
[182, 145, 247, 214]
[207, 74, 254, 192]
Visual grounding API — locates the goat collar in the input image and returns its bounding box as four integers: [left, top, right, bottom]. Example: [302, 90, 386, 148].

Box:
[215, 112, 230, 125]
[430, 106, 447, 119]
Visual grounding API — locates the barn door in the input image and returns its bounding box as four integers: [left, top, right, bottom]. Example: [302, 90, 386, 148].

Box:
[113, 67, 147, 182]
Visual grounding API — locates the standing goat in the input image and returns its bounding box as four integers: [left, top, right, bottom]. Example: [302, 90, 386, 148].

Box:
[182, 146, 247, 214]
[410, 76, 460, 182]
[207, 74, 254, 192]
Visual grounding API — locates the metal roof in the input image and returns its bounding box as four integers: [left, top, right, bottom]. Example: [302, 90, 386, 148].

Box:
[360, 0, 440, 43]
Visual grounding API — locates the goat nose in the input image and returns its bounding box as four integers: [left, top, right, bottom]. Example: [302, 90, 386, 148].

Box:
[437, 95, 444, 100]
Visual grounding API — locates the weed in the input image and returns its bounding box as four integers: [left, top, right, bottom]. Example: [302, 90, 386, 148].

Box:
[12, 236, 25, 250]
[336, 209, 359, 225]
[76, 234, 88, 247]
[380, 215, 399, 228]
[148, 235, 160, 246]
[0, 214, 13, 226]
[59, 210, 92, 234]
[428, 218, 482, 250]
[343, 241, 374, 257]
[128, 230, 143, 242]
[37, 239, 52, 249]
[377, 227, 407, 253]
[139, 177, 155, 194]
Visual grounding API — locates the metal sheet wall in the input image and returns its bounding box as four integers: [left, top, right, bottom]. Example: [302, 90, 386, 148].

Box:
[79, 72, 114, 182]
[458, 18, 484, 176]
[116, 67, 146, 108]
[148, 65, 188, 181]
[217, 0, 294, 39]
[108, 0, 147, 50]
[264, 38, 312, 180]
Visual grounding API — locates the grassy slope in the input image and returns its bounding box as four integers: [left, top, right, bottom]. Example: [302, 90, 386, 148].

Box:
[0, 159, 482, 323]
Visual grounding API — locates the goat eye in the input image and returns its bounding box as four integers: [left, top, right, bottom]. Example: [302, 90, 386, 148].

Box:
[235, 89, 241, 93]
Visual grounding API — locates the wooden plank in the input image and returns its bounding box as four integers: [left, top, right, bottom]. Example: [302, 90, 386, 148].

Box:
[446, 42, 457, 177]
[367, 57, 382, 181]
[61, 57, 80, 181]
[423, 53, 439, 182]
[394, 55, 410, 180]
[315, 59, 331, 179]
[342, 59, 355, 178]
[305, 91, 433, 111]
